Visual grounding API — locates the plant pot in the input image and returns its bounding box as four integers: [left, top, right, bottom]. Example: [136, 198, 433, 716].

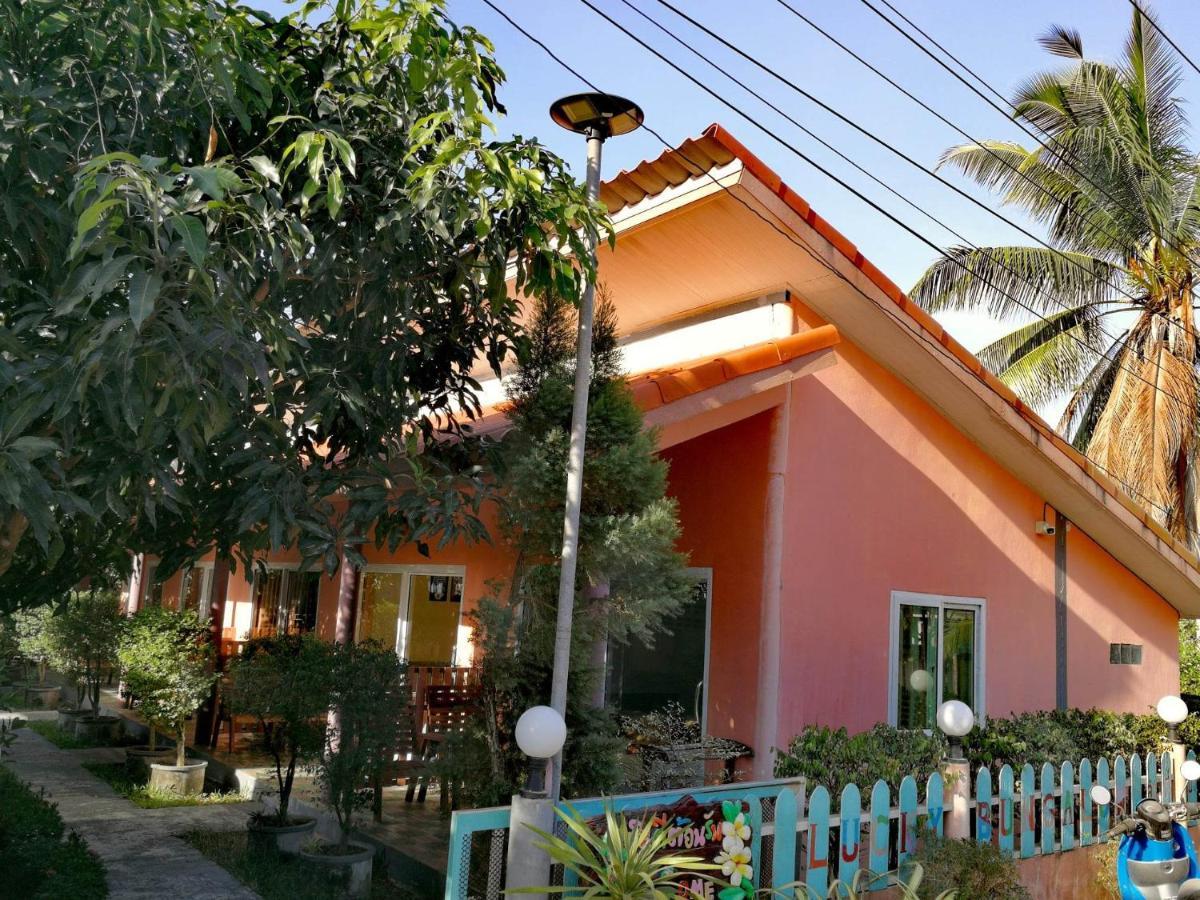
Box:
[23, 684, 60, 709]
[125, 745, 176, 778]
[298, 842, 374, 898]
[249, 816, 317, 855]
[73, 715, 121, 743]
[149, 760, 207, 796]
[57, 707, 89, 730]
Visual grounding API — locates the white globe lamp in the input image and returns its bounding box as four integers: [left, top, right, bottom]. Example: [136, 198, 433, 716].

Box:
[1158, 694, 1189, 745]
[515, 706, 567, 797]
[936, 699, 975, 760]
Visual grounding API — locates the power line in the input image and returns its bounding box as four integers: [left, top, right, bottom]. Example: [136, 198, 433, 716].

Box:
[1128, 0, 1200, 80]
[471, 0, 1175, 520]
[575, 0, 1198, 417]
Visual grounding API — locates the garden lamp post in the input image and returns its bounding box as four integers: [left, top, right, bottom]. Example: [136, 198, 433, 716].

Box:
[937, 699, 975, 839]
[545, 92, 643, 801]
[506, 705, 568, 898]
[1158, 694, 1189, 800]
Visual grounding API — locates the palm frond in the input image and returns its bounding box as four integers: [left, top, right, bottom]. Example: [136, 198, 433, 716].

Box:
[976, 307, 1103, 409]
[911, 245, 1122, 318]
[1058, 330, 1128, 446]
[1039, 25, 1083, 59]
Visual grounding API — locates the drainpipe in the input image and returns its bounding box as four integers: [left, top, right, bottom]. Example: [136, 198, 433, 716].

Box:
[753, 385, 791, 780]
[1055, 512, 1068, 710]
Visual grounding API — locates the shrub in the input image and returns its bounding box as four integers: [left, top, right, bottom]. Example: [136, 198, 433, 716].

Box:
[774, 723, 946, 796]
[226, 634, 335, 825]
[117, 607, 216, 766]
[11, 606, 54, 684]
[46, 590, 123, 715]
[910, 835, 1028, 899]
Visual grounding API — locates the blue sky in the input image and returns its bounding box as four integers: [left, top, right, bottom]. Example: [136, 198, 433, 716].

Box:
[253, 1, 1200, 411]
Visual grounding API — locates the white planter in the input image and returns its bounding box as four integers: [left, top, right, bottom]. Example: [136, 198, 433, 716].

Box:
[249, 816, 317, 855]
[298, 842, 374, 897]
[72, 715, 121, 743]
[125, 745, 176, 778]
[149, 760, 207, 796]
[23, 684, 60, 709]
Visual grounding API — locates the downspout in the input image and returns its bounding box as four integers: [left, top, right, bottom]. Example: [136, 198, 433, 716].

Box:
[753, 383, 791, 779]
[1055, 512, 1068, 710]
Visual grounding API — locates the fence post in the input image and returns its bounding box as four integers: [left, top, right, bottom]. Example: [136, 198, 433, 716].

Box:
[943, 757, 971, 840]
[504, 793, 555, 899]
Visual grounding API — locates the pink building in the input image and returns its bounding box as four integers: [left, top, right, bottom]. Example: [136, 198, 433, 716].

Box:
[133, 126, 1200, 778]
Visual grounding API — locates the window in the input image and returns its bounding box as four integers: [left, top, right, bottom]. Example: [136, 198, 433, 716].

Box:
[889, 591, 985, 729]
[251, 568, 321, 638]
[355, 566, 466, 665]
[1110, 643, 1143, 665]
[141, 560, 163, 608]
[179, 565, 213, 618]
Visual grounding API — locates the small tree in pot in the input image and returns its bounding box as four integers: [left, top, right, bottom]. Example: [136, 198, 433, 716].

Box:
[12, 606, 59, 707]
[303, 640, 404, 895]
[117, 607, 216, 793]
[47, 591, 123, 737]
[227, 633, 334, 851]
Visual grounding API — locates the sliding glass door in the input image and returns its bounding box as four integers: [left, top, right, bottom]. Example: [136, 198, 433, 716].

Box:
[356, 567, 466, 665]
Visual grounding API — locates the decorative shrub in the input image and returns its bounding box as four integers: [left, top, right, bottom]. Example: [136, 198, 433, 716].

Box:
[11, 606, 54, 684]
[46, 591, 123, 715]
[117, 607, 216, 766]
[774, 723, 946, 796]
[226, 634, 335, 825]
[910, 835, 1029, 899]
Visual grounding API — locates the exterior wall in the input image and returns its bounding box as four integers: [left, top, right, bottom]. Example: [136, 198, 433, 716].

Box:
[661, 412, 771, 750]
[774, 303, 1178, 743]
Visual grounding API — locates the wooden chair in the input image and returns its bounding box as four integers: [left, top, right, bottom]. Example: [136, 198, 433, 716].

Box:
[404, 683, 481, 808]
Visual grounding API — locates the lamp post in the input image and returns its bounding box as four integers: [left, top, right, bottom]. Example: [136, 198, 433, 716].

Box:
[544, 92, 643, 801]
[937, 699, 975, 839]
[1158, 694, 1189, 801]
[505, 706, 568, 898]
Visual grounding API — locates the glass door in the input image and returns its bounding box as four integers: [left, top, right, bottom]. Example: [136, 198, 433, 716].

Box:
[357, 572, 405, 652]
[356, 569, 466, 663]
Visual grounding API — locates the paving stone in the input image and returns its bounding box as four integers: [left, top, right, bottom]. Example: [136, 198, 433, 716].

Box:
[3, 727, 262, 899]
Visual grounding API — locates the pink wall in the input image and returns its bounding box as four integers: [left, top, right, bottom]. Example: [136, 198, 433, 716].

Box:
[662, 412, 771, 749]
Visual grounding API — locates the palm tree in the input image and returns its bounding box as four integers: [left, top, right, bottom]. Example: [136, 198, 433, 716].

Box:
[912, 8, 1200, 544]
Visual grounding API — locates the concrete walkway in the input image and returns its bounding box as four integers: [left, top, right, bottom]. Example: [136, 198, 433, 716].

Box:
[3, 726, 262, 899]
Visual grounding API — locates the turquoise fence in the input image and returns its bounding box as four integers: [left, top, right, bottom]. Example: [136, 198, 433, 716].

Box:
[446, 750, 1194, 899]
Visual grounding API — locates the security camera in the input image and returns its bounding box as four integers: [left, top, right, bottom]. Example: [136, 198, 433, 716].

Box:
[1035, 520, 1056, 537]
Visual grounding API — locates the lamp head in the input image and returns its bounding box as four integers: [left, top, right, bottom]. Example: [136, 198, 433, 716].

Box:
[1183, 760, 1200, 782]
[1157, 694, 1189, 727]
[515, 705, 567, 760]
[936, 700, 975, 738]
[550, 93, 644, 139]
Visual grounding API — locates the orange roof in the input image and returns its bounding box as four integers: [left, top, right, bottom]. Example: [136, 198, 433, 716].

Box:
[602, 123, 1200, 575]
[627, 325, 840, 411]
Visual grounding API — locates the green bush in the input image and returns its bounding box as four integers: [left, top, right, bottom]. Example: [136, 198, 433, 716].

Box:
[773, 723, 946, 796]
[0, 765, 107, 897]
[911, 835, 1028, 899]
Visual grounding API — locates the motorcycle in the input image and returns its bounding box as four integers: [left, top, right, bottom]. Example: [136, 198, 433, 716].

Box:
[1092, 758, 1200, 899]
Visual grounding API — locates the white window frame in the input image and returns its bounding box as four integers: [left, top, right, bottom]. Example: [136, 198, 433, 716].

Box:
[178, 562, 214, 619]
[887, 590, 986, 727]
[354, 564, 467, 664]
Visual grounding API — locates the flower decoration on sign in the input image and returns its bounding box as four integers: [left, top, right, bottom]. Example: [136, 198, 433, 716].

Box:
[714, 800, 754, 899]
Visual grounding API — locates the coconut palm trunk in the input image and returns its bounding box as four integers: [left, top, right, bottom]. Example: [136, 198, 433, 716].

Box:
[912, 7, 1200, 545]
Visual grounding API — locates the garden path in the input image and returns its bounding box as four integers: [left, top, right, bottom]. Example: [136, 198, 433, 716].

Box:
[3, 728, 261, 899]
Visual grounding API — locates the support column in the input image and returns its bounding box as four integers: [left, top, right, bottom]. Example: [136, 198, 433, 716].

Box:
[753, 387, 791, 780]
[194, 557, 231, 746]
[504, 790, 555, 899]
[334, 548, 360, 645]
[944, 757, 971, 839]
[126, 554, 146, 615]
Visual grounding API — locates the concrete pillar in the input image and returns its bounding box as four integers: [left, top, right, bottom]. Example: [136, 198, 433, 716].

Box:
[753, 388, 790, 779]
[1171, 738, 1187, 802]
[944, 758, 972, 839]
[334, 547, 360, 645]
[127, 554, 146, 614]
[194, 557, 231, 746]
[504, 788, 555, 899]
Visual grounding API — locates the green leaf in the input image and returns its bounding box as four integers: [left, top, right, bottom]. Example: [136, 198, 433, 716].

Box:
[171, 216, 208, 267]
[326, 168, 345, 218]
[183, 166, 243, 200]
[246, 155, 280, 184]
[128, 268, 163, 330]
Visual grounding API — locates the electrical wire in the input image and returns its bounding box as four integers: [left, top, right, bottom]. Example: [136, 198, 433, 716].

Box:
[1128, 0, 1200, 81]
[471, 0, 1175, 519]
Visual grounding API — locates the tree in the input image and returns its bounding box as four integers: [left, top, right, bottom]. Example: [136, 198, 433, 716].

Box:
[11, 606, 54, 684]
[912, 8, 1200, 544]
[1181, 619, 1200, 696]
[45, 590, 123, 715]
[461, 290, 694, 802]
[226, 634, 335, 826]
[117, 607, 216, 766]
[0, 0, 607, 612]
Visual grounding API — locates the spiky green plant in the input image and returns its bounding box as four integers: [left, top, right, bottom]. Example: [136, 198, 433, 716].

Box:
[519, 803, 723, 898]
[912, 6, 1200, 543]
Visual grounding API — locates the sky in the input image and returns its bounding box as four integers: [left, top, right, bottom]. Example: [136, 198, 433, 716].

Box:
[254, 0, 1200, 419]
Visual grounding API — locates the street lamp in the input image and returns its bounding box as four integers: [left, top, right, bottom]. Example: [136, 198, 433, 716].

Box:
[937, 699, 975, 762]
[515, 705, 567, 798]
[1158, 694, 1188, 742]
[544, 92, 643, 801]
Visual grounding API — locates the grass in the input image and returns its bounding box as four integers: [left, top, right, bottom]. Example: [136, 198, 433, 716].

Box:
[0, 763, 108, 898]
[82, 761, 247, 809]
[26, 720, 136, 750]
[184, 829, 426, 900]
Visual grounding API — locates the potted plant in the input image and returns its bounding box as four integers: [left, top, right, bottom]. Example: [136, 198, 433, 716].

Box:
[47, 591, 124, 741]
[227, 633, 334, 853]
[117, 607, 217, 794]
[12, 606, 59, 708]
[302, 640, 404, 897]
